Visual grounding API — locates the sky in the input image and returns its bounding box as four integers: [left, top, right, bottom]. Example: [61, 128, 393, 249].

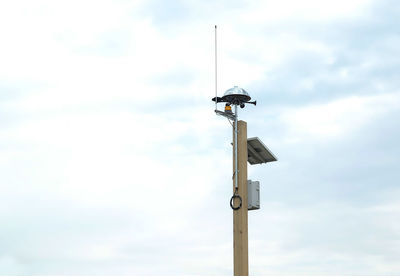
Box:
[1, 0, 399, 275]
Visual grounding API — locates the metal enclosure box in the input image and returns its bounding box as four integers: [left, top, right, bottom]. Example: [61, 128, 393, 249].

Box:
[247, 180, 260, 210]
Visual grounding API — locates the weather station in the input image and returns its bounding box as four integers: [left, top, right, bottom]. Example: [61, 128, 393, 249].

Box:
[212, 26, 277, 276]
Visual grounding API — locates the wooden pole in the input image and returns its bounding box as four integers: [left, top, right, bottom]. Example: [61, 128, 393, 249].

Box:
[233, 120, 248, 276]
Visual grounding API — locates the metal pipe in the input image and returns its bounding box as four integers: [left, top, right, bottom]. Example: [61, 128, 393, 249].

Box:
[234, 104, 238, 190]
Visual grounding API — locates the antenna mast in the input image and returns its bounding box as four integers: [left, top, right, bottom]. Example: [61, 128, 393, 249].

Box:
[215, 25, 218, 111]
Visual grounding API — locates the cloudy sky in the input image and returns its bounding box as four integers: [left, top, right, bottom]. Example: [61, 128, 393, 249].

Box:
[1, 0, 400, 275]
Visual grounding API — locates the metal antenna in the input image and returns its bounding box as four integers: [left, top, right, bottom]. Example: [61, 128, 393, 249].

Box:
[215, 25, 218, 111]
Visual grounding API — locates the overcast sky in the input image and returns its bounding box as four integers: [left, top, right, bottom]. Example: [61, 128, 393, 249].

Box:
[1, 0, 400, 275]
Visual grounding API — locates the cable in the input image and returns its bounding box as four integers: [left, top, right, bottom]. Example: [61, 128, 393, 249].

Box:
[227, 118, 233, 127]
[230, 188, 242, 210]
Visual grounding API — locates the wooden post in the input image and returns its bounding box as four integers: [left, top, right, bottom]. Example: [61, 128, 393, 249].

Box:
[233, 120, 248, 276]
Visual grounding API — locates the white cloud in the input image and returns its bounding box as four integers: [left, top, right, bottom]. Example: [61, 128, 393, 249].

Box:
[279, 92, 400, 142]
[0, 256, 23, 276]
[241, 0, 373, 23]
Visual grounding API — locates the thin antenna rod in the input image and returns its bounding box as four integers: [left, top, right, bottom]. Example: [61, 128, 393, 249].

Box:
[215, 25, 217, 111]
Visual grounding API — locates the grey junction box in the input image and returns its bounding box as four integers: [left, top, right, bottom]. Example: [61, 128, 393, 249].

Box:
[247, 180, 260, 210]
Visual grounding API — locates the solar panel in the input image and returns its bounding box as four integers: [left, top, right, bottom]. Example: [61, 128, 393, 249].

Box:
[247, 137, 277, 165]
